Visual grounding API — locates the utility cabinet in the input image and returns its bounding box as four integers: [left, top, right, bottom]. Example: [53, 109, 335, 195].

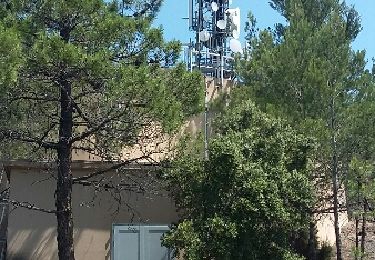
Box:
[112, 224, 172, 260]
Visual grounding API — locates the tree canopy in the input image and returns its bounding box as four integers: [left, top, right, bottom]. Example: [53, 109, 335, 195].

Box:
[0, 0, 204, 160]
[0, 1, 204, 259]
[233, 0, 372, 259]
[163, 101, 314, 260]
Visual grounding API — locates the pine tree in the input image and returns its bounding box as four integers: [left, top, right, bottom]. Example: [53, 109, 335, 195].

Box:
[343, 70, 375, 259]
[236, 0, 365, 259]
[0, 1, 204, 259]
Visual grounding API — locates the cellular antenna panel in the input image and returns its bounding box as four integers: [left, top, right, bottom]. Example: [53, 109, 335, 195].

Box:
[185, 0, 242, 82]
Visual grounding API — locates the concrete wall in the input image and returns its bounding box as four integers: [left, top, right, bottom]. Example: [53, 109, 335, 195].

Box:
[7, 165, 177, 260]
[315, 187, 348, 247]
[315, 212, 348, 247]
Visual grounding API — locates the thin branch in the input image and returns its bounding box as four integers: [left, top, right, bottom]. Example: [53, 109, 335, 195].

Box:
[71, 101, 94, 127]
[73, 180, 147, 194]
[0, 129, 58, 150]
[72, 156, 154, 182]
[31, 175, 57, 186]
[69, 108, 125, 144]
[5, 199, 57, 214]
[132, 0, 162, 17]
[9, 96, 60, 103]
[313, 202, 358, 214]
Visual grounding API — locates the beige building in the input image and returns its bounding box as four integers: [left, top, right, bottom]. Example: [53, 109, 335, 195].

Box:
[4, 161, 178, 260]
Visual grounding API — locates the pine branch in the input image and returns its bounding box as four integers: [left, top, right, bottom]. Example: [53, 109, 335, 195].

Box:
[5, 199, 57, 214]
[72, 156, 157, 182]
[132, 0, 162, 18]
[0, 129, 58, 150]
[9, 95, 60, 103]
[69, 108, 127, 144]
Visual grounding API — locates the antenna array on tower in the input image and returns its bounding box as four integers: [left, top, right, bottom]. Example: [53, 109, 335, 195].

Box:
[185, 0, 242, 82]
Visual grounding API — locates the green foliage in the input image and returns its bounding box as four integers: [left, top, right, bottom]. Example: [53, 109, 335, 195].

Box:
[268, 0, 361, 41]
[343, 74, 375, 226]
[0, 21, 24, 159]
[318, 242, 333, 260]
[0, 0, 204, 160]
[347, 158, 375, 215]
[236, 1, 371, 258]
[0, 22, 22, 89]
[236, 2, 366, 164]
[163, 101, 314, 260]
[342, 75, 375, 160]
[236, 0, 369, 217]
[237, 0, 357, 129]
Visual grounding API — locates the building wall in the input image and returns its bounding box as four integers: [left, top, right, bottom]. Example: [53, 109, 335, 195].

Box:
[315, 212, 348, 247]
[7, 166, 178, 260]
[315, 188, 348, 247]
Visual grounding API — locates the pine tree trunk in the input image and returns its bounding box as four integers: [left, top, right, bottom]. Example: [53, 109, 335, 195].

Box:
[355, 179, 360, 260]
[355, 215, 359, 260]
[308, 219, 317, 260]
[56, 76, 75, 260]
[332, 156, 343, 260]
[360, 199, 368, 259]
[330, 96, 343, 260]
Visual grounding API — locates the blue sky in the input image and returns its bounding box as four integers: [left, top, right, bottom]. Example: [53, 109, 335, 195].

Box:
[155, 0, 375, 68]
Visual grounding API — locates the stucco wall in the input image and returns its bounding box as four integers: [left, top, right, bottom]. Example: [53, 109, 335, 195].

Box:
[315, 188, 348, 247]
[7, 166, 177, 260]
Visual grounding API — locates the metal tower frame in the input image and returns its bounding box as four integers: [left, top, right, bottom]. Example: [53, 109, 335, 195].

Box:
[186, 0, 240, 83]
[185, 0, 241, 159]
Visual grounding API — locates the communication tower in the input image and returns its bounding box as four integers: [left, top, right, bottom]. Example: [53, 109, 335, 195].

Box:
[186, 0, 242, 83]
[185, 0, 242, 158]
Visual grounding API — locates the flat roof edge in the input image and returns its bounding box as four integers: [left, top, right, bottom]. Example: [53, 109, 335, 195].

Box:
[0, 160, 160, 171]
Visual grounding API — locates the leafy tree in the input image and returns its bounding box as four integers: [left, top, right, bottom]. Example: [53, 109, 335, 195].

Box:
[0, 1, 204, 259]
[163, 101, 314, 260]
